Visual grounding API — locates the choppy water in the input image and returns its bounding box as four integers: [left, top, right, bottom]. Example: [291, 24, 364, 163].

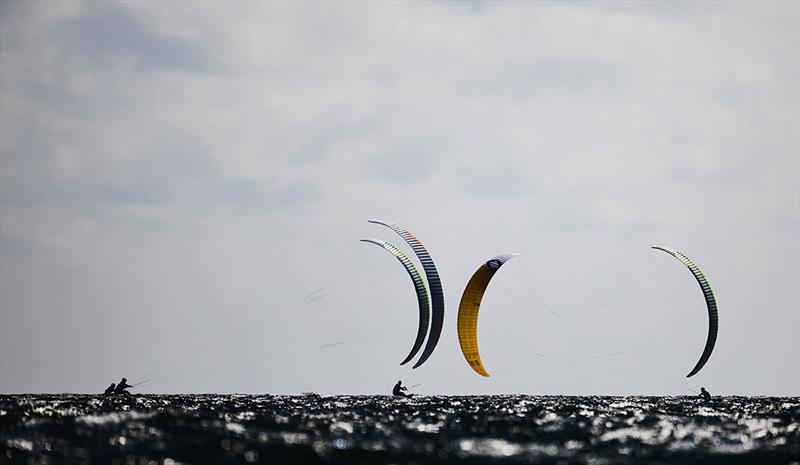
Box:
[1, 394, 798, 464]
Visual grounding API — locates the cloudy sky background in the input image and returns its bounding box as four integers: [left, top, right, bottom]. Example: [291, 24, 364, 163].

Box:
[1, 1, 798, 395]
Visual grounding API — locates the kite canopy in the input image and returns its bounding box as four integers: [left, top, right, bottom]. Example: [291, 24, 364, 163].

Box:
[457, 253, 519, 377]
[652, 246, 718, 378]
[360, 238, 431, 366]
[368, 220, 444, 369]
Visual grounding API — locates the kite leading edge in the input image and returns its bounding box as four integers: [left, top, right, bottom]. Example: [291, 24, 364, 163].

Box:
[368, 220, 445, 369]
[652, 246, 718, 378]
[360, 238, 431, 366]
[457, 253, 519, 377]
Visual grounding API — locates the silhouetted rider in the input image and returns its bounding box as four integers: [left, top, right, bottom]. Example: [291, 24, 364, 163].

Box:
[103, 383, 116, 396]
[393, 380, 410, 398]
[699, 387, 711, 402]
[113, 378, 133, 395]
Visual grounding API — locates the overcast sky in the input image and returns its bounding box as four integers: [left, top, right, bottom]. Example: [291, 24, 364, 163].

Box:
[1, 1, 798, 396]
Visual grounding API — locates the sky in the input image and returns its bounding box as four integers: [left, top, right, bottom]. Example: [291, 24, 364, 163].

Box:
[1, 1, 798, 396]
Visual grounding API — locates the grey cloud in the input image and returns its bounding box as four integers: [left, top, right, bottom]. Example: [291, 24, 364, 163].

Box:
[289, 113, 382, 166]
[364, 138, 445, 184]
[452, 157, 535, 198]
[54, 2, 217, 73]
[0, 232, 41, 259]
[464, 60, 630, 99]
[1, 127, 213, 209]
[190, 178, 320, 213]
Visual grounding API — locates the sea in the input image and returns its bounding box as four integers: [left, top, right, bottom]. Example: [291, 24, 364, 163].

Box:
[1, 394, 798, 464]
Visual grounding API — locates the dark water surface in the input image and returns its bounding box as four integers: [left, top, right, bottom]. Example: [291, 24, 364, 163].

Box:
[1, 395, 798, 464]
